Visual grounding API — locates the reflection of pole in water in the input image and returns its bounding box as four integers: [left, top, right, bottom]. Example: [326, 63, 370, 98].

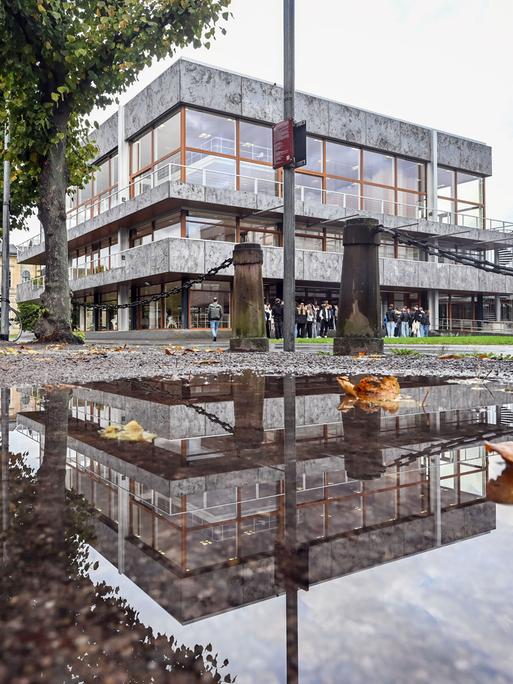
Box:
[233, 371, 265, 449]
[342, 406, 386, 480]
[283, 375, 298, 684]
[1, 388, 10, 562]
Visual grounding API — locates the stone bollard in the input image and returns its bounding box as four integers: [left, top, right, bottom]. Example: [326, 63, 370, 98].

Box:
[333, 217, 384, 355]
[229, 243, 269, 352]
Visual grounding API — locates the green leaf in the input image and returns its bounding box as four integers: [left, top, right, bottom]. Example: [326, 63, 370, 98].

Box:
[50, 92, 60, 102]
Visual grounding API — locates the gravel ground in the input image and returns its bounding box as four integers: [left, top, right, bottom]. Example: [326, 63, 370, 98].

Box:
[0, 344, 512, 388]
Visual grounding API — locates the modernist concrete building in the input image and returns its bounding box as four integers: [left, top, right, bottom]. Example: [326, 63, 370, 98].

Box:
[15, 59, 513, 336]
[15, 374, 507, 623]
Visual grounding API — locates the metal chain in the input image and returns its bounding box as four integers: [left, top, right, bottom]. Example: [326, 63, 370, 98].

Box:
[379, 225, 513, 277]
[74, 257, 233, 311]
[392, 425, 513, 467]
[184, 401, 235, 434]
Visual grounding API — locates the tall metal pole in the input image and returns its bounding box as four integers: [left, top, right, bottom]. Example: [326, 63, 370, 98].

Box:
[1, 125, 11, 342]
[283, 0, 296, 352]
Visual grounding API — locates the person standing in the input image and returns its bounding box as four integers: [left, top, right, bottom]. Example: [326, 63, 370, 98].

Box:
[207, 296, 223, 342]
[264, 302, 272, 338]
[421, 309, 430, 338]
[318, 301, 333, 338]
[271, 298, 284, 339]
[399, 307, 410, 337]
[296, 302, 307, 338]
[385, 305, 397, 338]
[306, 304, 315, 339]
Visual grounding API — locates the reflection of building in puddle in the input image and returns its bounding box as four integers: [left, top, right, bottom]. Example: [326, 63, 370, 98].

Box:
[15, 375, 512, 624]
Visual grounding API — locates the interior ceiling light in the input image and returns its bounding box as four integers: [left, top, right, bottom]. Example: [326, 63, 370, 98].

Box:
[198, 132, 210, 139]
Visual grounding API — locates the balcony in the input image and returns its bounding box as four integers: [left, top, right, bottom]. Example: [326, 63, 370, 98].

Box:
[16, 160, 513, 261]
[17, 235, 513, 306]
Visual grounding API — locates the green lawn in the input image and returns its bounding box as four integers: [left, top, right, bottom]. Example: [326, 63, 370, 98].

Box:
[271, 336, 513, 345]
[384, 335, 513, 345]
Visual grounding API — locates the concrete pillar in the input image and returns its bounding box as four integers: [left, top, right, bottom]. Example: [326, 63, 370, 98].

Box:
[428, 289, 439, 331]
[118, 226, 130, 252]
[229, 243, 269, 352]
[233, 371, 265, 448]
[117, 104, 130, 201]
[334, 217, 383, 355]
[342, 408, 386, 479]
[495, 295, 502, 322]
[117, 284, 130, 331]
[428, 238, 438, 263]
[117, 476, 129, 574]
[427, 129, 438, 221]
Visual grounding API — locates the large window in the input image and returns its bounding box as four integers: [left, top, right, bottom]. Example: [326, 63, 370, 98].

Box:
[190, 281, 230, 329]
[186, 213, 236, 242]
[438, 167, 485, 228]
[296, 136, 427, 218]
[130, 110, 181, 196]
[67, 153, 118, 226]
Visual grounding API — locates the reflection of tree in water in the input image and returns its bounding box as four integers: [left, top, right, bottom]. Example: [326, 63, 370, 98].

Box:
[0, 389, 234, 683]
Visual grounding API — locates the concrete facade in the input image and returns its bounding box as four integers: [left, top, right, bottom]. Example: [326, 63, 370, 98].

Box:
[17, 58, 511, 335]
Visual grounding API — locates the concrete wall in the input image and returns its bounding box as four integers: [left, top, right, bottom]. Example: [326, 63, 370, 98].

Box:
[89, 112, 118, 162]
[16, 230, 513, 304]
[90, 58, 490, 175]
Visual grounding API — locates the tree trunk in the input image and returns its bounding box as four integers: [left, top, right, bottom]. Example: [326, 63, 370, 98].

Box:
[35, 107, 81, 343]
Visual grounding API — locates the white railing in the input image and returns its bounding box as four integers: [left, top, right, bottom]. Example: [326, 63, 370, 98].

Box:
[439, 318, 513, 334]
[16, 160, 513, 255]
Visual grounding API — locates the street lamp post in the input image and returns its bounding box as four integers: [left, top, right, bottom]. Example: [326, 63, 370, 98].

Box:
[1, 125, 11, 342]
[282, 0, 296, 352]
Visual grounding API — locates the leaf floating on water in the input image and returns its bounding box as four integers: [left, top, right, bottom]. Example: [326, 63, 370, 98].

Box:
[487, 466, 513, 505]
[355, 376, 400, 400]
[336, 375, 400, 414]
[100, 420, 156, 443]
[484, 441, 513, 465]
[336, 376, 358, 398]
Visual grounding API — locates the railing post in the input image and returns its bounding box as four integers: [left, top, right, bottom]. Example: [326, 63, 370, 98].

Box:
[229, 243, 269, 352]
[333, 217, 384, 355]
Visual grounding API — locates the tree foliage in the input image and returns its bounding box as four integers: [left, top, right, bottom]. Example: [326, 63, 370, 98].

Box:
[0, 0, 230, 222]
[0, 0, 231, 341]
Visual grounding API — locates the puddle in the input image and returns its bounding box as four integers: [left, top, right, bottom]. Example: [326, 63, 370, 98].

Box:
[2, 373, 513, 683]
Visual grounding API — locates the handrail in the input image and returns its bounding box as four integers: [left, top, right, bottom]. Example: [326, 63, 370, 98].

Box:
[16, 159, 513, 253]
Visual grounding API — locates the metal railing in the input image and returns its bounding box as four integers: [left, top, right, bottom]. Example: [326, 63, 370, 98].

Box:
[438, 318, 513, 334]
[16, 159, 513, 255]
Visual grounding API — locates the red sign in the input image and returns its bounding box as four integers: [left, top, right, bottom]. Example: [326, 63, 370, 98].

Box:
[272, 119, 294, 169]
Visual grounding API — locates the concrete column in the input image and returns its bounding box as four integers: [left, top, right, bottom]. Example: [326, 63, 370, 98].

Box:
[229, 243, 269, 352]
[495, 295, 502, 322]
[117, 284, 130, 331]
[118, 226, 130, 252]
[427, 129, 438, 221]
[233, 371, 265, 448]
[117, 476, 129, 574]
[428, 289, 439, 331]
[429, 454, 442, 547]
[334, 217, 383, 355]
[428, 238, 438, 263]
[117, 104, 130, 201]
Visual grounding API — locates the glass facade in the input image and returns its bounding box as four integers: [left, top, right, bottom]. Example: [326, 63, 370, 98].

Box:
[66, 152, 118, 226]
[437, 167, 485, 227]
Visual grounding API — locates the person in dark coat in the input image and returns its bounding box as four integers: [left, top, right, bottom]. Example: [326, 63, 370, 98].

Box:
[271, 298, 284, 339]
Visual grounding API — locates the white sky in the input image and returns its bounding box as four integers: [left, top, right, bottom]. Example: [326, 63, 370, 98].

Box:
[13, 0, 513, 243]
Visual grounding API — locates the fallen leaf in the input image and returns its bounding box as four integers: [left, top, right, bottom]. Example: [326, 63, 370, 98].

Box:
[99, 419, 156, 443]
[439, 353, 464, 360]
[336, 376, 358, 398]
[484, 441, 513, 465]
[487, 466, 513, 504]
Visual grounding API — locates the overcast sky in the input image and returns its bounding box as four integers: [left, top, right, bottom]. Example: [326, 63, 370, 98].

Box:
[13, 0, 513, 242]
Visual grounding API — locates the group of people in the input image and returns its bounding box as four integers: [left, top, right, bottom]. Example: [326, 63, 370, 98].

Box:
[385, 305, 431, 338]
[265, 299, 338, 339]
